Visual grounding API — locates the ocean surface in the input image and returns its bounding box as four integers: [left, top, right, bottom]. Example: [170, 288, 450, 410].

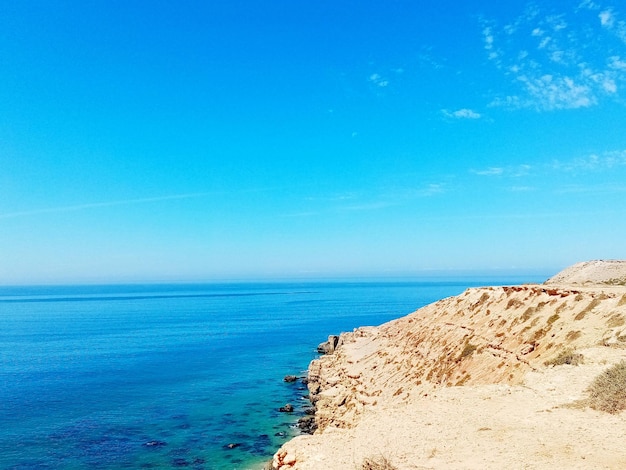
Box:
[0, 278, 541, 469]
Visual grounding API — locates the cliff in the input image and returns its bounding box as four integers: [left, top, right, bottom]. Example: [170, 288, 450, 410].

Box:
[272, 261, 626, 469]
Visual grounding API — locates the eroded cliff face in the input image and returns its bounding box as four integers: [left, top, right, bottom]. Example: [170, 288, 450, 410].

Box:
[306, 285, 626, 434]
[272, 281, 626, 469]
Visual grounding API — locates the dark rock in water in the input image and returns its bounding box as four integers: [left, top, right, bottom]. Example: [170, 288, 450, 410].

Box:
[274, 431, 287, 437]
[278, 403, 294, 413]
[317, 335, 340, 354]
[304, 406, 316, 415]
[301, 377, 309, 385]
[192, 458, 206, 465]
[297, 415, 317, 434]
[172, 458, 190, 467]
[302, 394, 310, 400]
[225, 443, 241, 449]
[143, 440, 167, 448]
[283, 375, 298, 383]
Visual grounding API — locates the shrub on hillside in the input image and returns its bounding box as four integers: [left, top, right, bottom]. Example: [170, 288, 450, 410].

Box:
[362, 455, 398, 470]
[544, 348, 584, 366]
[586, 361, 626, 414]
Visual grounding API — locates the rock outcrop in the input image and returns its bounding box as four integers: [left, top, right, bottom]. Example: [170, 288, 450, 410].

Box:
[272, 261, 626, 469]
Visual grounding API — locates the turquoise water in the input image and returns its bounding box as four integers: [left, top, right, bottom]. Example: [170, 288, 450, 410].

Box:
[0, 279, 538, 469]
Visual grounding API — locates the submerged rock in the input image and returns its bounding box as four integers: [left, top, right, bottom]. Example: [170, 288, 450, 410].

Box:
[283, 375, 298, 383]
[143, 440, 167, 448]
[278, 403, 294, 413]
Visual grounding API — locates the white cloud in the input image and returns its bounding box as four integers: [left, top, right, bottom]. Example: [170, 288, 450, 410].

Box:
[550, 50, 565, 63]
[516, 74, 595, 110]
[0, 192, 218, 220]
[481, 24, 501, 63]
[599, 9, 614, 27]
[579, 0, 600, 10]
[538, 36, 552, 49]
[419, 184, 445, 196]
[484, 3, 626, 111]
[594, 6, 626, 43]
[552, 150, 626, 171]
[609, 56, 626, 70]
[483, 27, 495, 49]
[471, 164, 532, 177]
[369, 73, 389, 87]
[472, 167, 504, 176]
[602, 77, 617, 93]
[442, 108, 482, 119]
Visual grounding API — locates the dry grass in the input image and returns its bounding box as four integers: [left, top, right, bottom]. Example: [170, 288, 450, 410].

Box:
[459, 342, 478, 360]
[574, 299, 600, 321]
[544, 348, 584, 366]
[607, 313, 625, 328]
[585, 361, 626, 414]
[546, 313, 560, 325]
[361, 455, 398, 470]
[565, 330, 582, 342]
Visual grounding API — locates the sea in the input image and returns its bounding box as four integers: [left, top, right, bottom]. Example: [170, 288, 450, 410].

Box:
[0, 277, 541, 469]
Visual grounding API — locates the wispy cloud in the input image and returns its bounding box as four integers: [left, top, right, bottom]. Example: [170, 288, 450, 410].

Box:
[595, 7, 626, 43]
[304, 192, 358, 203]
[0, 192, 217, 220]
[368, 73, 389, 87]
[442, 108, 482, 119]
[416, 46, 445, 70]
[483, 3, 626, 111]
[471, 164, 531, 177]
[472, 167, 504, 176]
[553, 182, 626, 194]
[340, 201, 395, 212]
[552, 149, 626, 171]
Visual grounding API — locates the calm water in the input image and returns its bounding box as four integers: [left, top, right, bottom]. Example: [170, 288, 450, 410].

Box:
[0, 278, 539, 469]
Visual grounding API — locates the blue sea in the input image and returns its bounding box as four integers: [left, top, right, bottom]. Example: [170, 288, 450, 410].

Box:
[0, 278, 539, 469]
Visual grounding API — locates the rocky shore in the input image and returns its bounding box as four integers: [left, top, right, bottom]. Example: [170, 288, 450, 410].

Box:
[271, 261, 626, 469]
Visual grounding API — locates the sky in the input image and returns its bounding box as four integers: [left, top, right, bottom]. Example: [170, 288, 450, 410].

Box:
[1, 0, 626, 284]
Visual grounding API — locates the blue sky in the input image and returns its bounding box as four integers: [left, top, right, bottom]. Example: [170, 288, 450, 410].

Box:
[1, 0, 626, 283]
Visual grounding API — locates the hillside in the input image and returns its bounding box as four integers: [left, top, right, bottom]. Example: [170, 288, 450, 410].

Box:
[545, 260, 626, 286]
[272, 262, 626, 469]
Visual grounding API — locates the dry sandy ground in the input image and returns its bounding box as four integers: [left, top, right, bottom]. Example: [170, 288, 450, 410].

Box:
[271, 261, 626, 470]
[276, 346, 626, 469]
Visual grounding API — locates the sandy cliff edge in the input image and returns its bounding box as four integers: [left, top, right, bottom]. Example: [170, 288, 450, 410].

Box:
[271, 261, 626, 469]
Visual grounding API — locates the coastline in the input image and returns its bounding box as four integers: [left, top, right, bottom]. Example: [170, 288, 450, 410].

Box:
[271, 261, 626, 469]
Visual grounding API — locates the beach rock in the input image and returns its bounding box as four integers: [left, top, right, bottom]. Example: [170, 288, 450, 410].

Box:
[283, 375, 298, 383]
[225, 443, 241, 449]
[278, 403, 294, 413]
[297, 416, 317, 434]
[317, 335, 340, 354]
